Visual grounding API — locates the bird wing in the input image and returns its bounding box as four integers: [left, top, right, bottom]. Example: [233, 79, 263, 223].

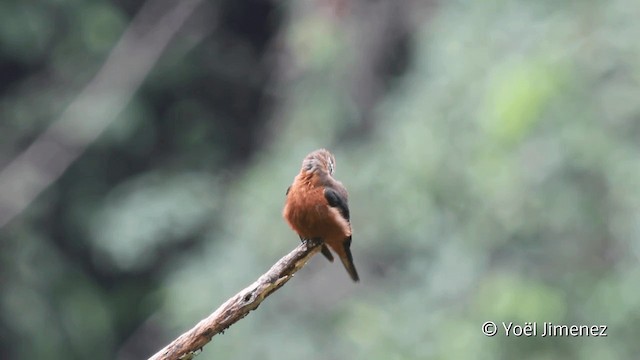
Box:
[324, 186, 350, 221]
[324, 184, 358, 281]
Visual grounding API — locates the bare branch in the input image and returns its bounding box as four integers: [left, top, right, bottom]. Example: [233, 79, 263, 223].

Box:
[148, 240, 323, 360]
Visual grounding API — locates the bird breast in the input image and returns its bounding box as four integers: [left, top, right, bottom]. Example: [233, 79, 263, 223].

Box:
[283, 183, 351, 241]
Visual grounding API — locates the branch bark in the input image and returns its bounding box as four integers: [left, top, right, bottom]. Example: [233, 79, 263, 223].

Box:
[148, 240, 323, 360]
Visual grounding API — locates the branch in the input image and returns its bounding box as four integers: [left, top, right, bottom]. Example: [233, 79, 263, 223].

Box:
[148, 240, 323, 360]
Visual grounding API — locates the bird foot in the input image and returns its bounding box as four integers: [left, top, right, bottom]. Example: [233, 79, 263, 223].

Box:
[304, 237, 323, 247]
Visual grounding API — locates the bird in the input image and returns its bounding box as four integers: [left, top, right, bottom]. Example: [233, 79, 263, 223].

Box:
[283, 149, 359, 282]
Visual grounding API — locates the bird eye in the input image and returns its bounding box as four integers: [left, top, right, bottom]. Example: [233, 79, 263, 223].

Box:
[328, 159, 334, 174]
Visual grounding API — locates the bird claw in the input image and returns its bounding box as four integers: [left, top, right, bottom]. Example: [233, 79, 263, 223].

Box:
[304, 237, 323, 247]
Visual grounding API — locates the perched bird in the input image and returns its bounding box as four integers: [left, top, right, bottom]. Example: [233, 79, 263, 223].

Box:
[283, 149, 359, 282]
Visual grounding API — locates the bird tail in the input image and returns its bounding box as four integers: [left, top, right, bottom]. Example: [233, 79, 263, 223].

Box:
[331, 236, 359, 282]
[320, 244, 335, 262]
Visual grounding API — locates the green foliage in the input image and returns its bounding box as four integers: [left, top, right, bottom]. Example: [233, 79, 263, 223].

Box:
[2, 0, 639, 359]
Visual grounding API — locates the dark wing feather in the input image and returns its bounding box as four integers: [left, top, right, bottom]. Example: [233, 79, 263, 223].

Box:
[324, 187, 350, 221]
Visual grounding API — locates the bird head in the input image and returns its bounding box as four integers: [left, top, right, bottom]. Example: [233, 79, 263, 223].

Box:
[301, 149, 336, 176]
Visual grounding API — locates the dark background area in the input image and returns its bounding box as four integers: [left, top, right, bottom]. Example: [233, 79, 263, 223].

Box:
[1, 0, 639, 359]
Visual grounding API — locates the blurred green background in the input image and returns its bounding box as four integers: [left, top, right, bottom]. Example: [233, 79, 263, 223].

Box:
[1, 0, 639, 359]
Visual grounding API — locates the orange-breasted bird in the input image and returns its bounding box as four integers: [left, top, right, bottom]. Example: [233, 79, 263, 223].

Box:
[283, 149, 359, 282]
